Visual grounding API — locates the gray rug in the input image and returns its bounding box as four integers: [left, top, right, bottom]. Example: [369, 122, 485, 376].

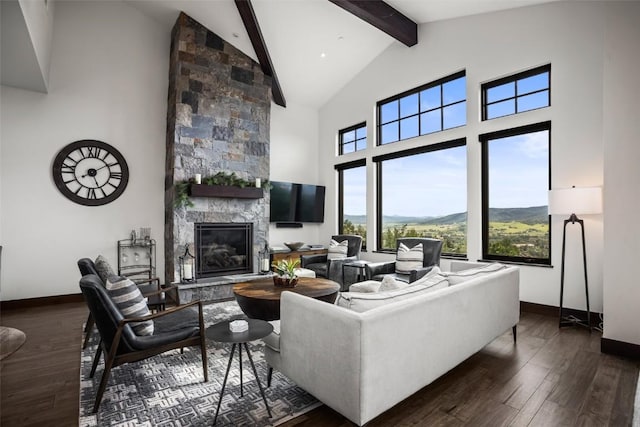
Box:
[79, 301, 320, 426]
[0, 326, 26, 360]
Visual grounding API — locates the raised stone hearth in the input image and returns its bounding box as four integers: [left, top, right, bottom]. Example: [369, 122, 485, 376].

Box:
[177, 273, 272, 304]
[164, 13, 271, 292]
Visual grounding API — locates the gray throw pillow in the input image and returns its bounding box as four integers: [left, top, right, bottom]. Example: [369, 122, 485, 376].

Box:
[94, 255, 115, 283]
[106, 275, 154, 336]
[379, 275, 409, 292]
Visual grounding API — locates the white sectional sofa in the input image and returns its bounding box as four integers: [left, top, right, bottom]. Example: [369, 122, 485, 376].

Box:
[263, 262, 520, 426]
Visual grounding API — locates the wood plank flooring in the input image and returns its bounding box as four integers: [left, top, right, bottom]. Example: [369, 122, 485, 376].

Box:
[1, 302, 638, 426]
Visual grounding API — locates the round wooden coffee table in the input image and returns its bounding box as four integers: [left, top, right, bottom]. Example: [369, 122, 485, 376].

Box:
[233, 277, 340, 321]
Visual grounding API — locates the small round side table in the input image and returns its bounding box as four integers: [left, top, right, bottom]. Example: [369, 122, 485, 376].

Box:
[206, 319, 274, 424]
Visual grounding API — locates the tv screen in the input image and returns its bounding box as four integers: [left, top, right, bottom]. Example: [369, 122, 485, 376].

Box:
[269, 181, 297, 222]
[297, 184, 325, 223]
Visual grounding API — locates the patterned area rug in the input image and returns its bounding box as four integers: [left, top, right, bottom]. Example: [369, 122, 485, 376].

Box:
[79, 301, 320, 426]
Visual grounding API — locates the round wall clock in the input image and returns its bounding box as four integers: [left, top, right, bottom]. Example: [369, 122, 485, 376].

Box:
[52, 140, 129, 206]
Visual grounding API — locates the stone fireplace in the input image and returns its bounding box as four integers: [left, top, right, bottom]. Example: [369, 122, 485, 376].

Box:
[164, 12, 271, 299]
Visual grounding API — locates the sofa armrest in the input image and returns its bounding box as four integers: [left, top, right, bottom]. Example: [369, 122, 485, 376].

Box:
[409, 266, 435, 283]
[300, 253, 327, 268]
[365, 261, 395, 279]
[279, 292, 363, 424]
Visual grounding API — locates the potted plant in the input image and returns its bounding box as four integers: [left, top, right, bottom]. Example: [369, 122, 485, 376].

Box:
[272, 258, 300, 287]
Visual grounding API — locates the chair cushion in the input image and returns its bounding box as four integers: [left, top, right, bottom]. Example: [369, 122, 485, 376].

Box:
[263, 320, 281, 351]
[395, 243, 423, 274]
[327, 239, 349, 260]
[94, 255, 115, 283]
[106, 276, 154, 336]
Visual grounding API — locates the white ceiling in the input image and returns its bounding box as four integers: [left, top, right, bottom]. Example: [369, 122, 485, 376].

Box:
[2, 0, 558, 108]
[126, 0, 558, 108]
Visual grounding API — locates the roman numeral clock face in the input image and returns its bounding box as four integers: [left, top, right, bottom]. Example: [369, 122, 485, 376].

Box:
[52, 140, 129, 206]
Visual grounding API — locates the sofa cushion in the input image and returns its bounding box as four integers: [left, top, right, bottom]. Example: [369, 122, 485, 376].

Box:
[94, 255, 115, 283]
[348, 280, 382, 293]
[263, 320, 281, 351]
[442, 263, 507, 285]
[337, 275, 448, 312]
[395, 243, 423, 274]
[379, 275, 409, 292]
[327, 239, 349, 260]
[106, 275, 154, 336]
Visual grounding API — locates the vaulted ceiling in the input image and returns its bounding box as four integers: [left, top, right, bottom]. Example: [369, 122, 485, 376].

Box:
[2, 0, 558, 109]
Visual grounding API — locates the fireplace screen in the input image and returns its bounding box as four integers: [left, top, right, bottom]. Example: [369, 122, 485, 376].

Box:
[195, 223, 253, 278]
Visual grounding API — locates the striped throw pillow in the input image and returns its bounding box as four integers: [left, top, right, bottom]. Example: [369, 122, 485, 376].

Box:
[106, 276, 154, 336]
[395, 243, 423, 274]
[327, 239, 349, 260]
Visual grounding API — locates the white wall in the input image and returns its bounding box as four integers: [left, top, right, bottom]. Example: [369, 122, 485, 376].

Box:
[319, 2, 608, 312]
[19, 0, 55, 90]
[269, 101, 323, 248]
[0, 1, 169, 300]
[602, 2, 640, 346]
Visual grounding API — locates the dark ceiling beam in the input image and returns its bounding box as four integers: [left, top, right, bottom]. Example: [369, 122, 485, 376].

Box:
[235, 0, 286, 107]
[328, 0, 417, 47]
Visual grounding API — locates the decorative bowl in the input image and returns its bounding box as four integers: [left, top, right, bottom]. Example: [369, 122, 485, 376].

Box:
[284, 241, 304, 251]
[273, 276, 298, 288]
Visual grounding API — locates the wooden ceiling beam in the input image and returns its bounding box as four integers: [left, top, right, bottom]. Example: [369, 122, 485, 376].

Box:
[328, 0, 417, 47]
[235, 0, 286, 107]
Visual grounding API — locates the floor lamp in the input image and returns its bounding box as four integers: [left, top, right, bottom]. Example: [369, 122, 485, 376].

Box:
[548, 186, 602, 330]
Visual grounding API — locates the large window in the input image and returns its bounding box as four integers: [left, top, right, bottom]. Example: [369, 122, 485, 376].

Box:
[336, 160, 367, 249]
[377, 71, 466, 145]
[480, 122, 551, 264]
[482, 65, 550, 120]
[374, 140, 467, 256]
[339, 123, 366, 155]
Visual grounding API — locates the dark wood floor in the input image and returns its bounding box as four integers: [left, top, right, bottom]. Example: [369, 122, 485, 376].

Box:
[1, 302, 638, 426]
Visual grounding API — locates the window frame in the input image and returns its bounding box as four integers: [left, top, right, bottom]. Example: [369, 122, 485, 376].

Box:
[335, 158, 367, 250]
[373, 138, 467, 256]
[479, 121, 552, 265]
[338, 122, 367, 155]
[376, 71, 466, 146]
[481, 64, 551, 121]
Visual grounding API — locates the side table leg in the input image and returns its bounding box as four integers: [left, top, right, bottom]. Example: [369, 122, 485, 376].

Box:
[214, 343, 236, 425]
[239, 342, 243, 397]
[244, 343, 272, 418]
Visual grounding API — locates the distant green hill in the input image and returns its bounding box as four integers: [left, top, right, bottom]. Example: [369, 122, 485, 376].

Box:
[344, 206, 548, 225]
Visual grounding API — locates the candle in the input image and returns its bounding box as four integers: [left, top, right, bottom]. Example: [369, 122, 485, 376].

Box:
[195, 174, 202, 184]
[262, 258, 270, 272]
[184, 264, 193, 279]
[255, 178, 261, 188]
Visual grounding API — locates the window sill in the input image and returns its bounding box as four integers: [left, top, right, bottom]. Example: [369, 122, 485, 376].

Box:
[477, 259, 553, 268]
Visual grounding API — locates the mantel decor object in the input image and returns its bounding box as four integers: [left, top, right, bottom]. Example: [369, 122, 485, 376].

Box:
[548, 186, 602, 330]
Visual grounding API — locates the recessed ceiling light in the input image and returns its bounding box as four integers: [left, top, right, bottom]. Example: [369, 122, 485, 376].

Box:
[320, 52, 327, 58]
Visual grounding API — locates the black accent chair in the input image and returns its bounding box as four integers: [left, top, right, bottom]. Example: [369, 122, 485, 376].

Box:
[300, 235, 362, 290]
[78, 258, 174, 349]
[79, 274, 208, 413]
[365, 238, 443, 283]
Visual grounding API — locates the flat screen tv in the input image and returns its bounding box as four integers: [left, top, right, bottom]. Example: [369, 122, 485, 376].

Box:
[269, 181, 297, 222]
[269, 181, 325, 223]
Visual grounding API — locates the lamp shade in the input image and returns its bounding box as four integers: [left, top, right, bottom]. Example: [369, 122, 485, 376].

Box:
[548, 186, 602, 215]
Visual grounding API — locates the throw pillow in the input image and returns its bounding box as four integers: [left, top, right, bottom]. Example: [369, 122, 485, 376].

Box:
[94, 255, 115, 283]
[379, 275, 409, 292]
[395, 243, 423, 274]
[327, 239, 349, 260]
[106, 275, 154, 336]
[349, 280, 382, 293]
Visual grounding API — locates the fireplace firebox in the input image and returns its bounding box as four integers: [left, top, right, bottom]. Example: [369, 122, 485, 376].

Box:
[195, 223, 253, 278]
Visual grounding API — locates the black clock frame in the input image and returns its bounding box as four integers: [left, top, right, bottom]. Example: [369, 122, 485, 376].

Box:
[52, 140, 129, 206]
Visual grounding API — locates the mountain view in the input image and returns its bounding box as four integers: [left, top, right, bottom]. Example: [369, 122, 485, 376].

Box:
[343, 206, 549, 258]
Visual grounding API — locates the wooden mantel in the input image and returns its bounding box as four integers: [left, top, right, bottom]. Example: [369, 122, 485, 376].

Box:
[188, 184, 264, 199]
